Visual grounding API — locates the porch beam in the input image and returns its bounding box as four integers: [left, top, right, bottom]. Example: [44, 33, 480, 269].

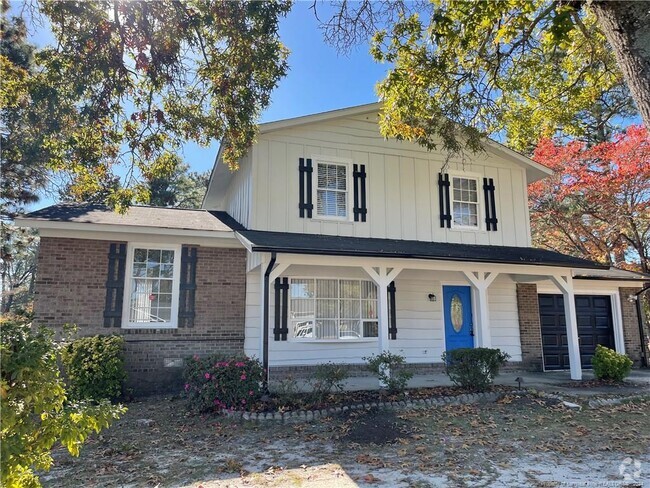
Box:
[550, 274, 582, 380]
[269, 262, 291, 282]
[268, 252, 575, 278]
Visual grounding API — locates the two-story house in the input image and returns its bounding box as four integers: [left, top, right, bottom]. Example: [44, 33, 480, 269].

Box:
[17, 103, 648, 394]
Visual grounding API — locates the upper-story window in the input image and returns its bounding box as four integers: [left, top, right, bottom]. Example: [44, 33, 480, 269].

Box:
[316, 162, 348, 218]
[451, 176, 479, 228]
[123, 244, 181, 328]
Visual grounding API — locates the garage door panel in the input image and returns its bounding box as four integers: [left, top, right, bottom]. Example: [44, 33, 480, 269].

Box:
[577, 316, 591, 327]
[539, 294, 615, 371]
[538, 295, 556, 308]
[542, 334, 561, 347]
[594, 317, 611, 328]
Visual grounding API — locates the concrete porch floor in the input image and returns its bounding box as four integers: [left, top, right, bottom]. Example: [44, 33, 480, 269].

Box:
[340, 369, 650, 397]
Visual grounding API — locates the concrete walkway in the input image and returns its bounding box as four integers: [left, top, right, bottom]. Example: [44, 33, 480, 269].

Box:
[341, 369, 650, 397]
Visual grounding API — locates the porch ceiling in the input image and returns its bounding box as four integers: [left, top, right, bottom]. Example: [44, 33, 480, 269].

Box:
[237, 230, 606, 270]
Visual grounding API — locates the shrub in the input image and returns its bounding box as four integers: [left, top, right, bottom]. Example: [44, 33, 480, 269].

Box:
[0, 315, 125, 488]
[61, 334, 127, 401]
[363, 351, 413, 393]
[592, 345, 633, 382]
[442, 347, 510, 391]
[183, 355, 264, 412]
[309, 362, 349, 403]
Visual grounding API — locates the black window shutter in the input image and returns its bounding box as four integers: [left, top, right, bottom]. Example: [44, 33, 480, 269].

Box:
[353, 164, 368, 222]
[483, 177, 498, 231]
[438, 173, 451, 228]
[178, 246, 198, 327]
[274, 277, 289, 340]
[299, 158, 313, 218]
[103, 243, 127, 327]
[388, 281, 397, 340]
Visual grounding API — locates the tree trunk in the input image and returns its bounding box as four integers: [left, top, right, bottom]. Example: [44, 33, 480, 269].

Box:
[590, 1, 650, 129]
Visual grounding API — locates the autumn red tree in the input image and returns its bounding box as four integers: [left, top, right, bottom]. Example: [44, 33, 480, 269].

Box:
[529, 125, 650, 273]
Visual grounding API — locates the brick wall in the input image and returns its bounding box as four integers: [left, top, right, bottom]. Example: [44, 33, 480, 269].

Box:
[516, 284, 544, 371]
[619, 287, 647, 366]
[35, 237, 247, 395]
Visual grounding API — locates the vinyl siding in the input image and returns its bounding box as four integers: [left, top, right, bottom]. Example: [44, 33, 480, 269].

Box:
[244, 267, 522, 365]
[250, 112, 531, 246]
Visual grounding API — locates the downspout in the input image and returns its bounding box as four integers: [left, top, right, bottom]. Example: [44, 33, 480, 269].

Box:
[634, 285, 650, 367]
[262, 252, 277, 390]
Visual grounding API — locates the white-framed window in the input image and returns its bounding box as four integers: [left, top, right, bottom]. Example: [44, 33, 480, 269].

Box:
[315, 160, 349, 219]
[122, 243, 181, 329]
[451, 175, 480, 229]
[289, 278, 378, 341]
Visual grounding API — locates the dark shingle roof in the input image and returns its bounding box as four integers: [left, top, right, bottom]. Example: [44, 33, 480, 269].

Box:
[22, 203, 234, 232]
[238, 230, 606, 269]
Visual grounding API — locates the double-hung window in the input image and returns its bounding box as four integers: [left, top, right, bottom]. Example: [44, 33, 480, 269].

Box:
[316, 162, 348, 218]
[451, 176, 480, 228]
[290, 278, 378, 341]
[123, 244, 181, 328]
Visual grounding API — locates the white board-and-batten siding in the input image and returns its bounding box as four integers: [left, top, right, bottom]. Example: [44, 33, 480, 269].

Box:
[223, 151, 253, 228]
[243, 267, 523, 367]
[248, 113, 532, 247]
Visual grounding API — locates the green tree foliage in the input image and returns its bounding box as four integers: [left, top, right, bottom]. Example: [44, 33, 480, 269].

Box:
[0, 224, 38, 314]
[319, 0, 642, 156]
[2, 0, 291, 211]
[1, 3, 48, 218]
[146, 154, 210, 209]
[0, 316, 125, 488]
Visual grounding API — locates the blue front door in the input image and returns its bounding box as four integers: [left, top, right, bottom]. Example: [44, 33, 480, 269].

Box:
[443, 285, 474, 351]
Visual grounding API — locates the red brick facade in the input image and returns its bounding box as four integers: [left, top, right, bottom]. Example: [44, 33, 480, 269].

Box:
[619, 287, 647, 365]
[515, 284, 544, 371]
[35, 237, 247, 394]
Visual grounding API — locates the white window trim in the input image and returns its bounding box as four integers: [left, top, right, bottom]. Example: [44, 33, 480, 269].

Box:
[122, 243, 182, 329]
[447, 170, 485, 232]
[287, 276, 379, 343]
[311, 155, 354, 222]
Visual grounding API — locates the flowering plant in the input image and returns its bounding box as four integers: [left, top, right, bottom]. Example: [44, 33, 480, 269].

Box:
[183, 355, 264, 412]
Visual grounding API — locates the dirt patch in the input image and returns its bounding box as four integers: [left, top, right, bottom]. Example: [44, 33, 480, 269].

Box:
[40, 393, 650, 487]
[340, 408, 411, 445]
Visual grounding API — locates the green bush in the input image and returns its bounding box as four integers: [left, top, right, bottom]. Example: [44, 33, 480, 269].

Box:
[61, 334, 127, 401]
[442, 347, 510, 391]
[591, 344, 633, 382]
[0, 315, 125, 488]
[309, 362, 350, 403]
[363, 351, 413, 393]
[183, 355, 264, 412]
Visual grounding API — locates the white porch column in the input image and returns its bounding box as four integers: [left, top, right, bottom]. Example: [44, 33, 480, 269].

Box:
[462, 271, 498, 348]
[550, 274, 582, 380]
[362, 266, 402, 386]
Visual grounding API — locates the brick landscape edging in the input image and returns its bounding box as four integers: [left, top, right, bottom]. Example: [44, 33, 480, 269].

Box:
[219, 390, 515, 422]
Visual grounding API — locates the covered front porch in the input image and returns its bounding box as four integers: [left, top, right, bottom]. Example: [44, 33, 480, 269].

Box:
[236, 229, 612, 386]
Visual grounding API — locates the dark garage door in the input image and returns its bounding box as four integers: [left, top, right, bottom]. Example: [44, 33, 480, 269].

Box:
[539, 294, 615, 370]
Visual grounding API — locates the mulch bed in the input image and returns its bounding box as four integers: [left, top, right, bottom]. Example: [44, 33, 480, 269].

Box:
[557, 379, 643, 389]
